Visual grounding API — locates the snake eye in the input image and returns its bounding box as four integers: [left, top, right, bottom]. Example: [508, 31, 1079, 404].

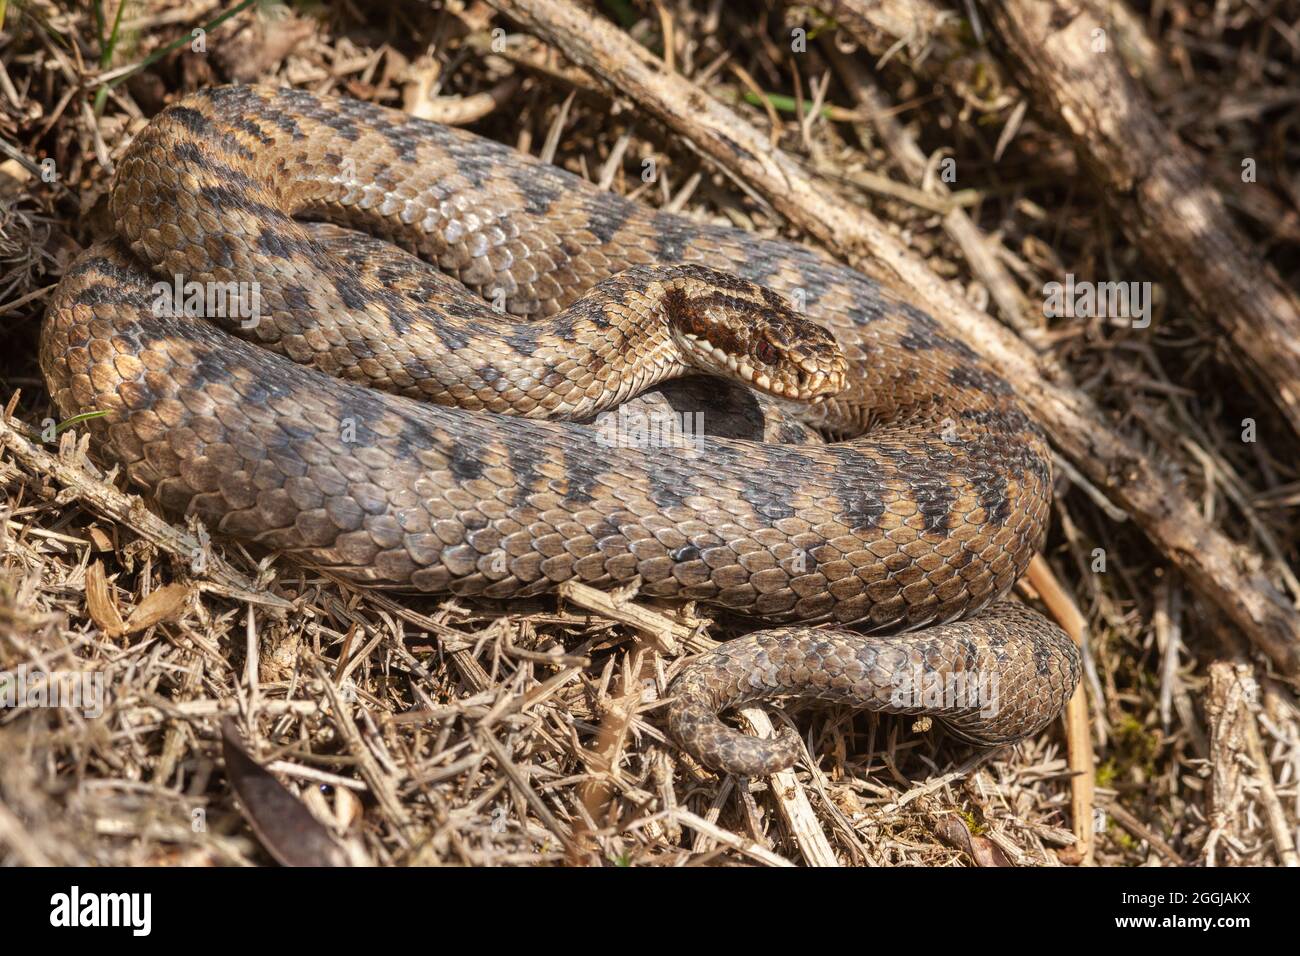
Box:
[755, 340, 780, 365]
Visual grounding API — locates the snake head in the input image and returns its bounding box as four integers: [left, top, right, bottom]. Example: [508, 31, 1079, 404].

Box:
[659, 267, 849, 402]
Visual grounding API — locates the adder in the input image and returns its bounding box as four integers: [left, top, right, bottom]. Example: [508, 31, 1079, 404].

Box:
[41, 85, 1080, 776]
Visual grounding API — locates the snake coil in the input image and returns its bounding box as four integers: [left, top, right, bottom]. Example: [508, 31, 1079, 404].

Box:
[42, 86, 1079, 775]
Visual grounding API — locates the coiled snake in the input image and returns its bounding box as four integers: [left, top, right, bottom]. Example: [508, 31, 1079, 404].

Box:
[42, 86, 1080, 776]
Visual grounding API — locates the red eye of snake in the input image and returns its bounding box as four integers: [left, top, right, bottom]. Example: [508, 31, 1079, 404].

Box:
[755, 341, 780, 365]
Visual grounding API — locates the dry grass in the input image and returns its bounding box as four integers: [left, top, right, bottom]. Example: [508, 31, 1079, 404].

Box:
[0, 0, 1296, 866]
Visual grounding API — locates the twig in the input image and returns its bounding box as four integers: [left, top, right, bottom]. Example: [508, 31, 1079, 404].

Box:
[312, 661, 413, 839]
[736, 706, 840, 866]
[1023, 555, 1095, 865]
[1203, 661, 1253, 864]
[1098, 796, 1186, 865]
[479, 730, 585, 860]
[664, 809, 795, 867]
[557, 578, 699, 654]
[1240, 690, 1300, 868]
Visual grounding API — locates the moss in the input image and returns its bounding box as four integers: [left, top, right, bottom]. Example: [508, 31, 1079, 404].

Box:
[1096, 760, 1118, 788]
[960, 809, 987, 836]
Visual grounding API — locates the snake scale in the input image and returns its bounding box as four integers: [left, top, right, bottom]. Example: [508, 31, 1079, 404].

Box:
[41, 86, 1080, 776]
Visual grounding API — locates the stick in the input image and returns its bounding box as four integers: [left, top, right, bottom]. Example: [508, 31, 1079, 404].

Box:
[1024, 555, 1095, 865]
[736, 707, 840, 867]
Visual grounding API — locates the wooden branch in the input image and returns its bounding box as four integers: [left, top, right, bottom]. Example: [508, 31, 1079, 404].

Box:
[1239, 683, 1300, 868]
[481, 0, 1300, 674]
[662, 809, 795, 866]
[1098, 795, 1186, 865]
[982, 0, 1300, 438]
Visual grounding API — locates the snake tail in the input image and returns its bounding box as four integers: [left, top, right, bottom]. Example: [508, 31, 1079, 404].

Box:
[667, 602, 1081, 775]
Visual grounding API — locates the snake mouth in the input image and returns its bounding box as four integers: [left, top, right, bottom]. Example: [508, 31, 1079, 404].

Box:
[793, 363, 847, 400]
[681, 333, 845, 401]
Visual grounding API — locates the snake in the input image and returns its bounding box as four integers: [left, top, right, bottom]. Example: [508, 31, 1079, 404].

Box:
[41, 85, 1080, 777]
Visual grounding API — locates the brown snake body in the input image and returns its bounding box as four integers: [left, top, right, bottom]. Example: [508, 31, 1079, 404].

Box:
[42, 86, 1079, 775]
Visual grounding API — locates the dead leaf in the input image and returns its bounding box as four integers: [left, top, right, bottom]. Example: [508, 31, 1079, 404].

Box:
[85, 561, 126, 637]
[221, 718, 350, 867]
[931, 815, 1012, 867]
[123, 583, 190, 634]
